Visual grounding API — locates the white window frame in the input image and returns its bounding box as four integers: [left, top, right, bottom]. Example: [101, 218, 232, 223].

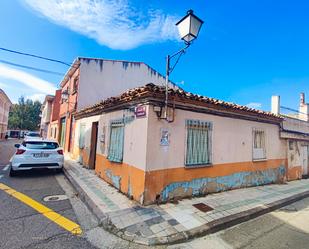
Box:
[252, 128, 266, 161]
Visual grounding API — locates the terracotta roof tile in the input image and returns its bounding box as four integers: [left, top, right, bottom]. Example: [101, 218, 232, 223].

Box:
[75, 83, 281, 120]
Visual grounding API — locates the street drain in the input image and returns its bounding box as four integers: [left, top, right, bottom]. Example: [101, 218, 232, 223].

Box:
[43, 195, 68, 202]
[193, 203, 214, 213]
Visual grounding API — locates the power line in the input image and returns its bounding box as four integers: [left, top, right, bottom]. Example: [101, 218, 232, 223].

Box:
[280, 105, 308, 116]
[0, 59, 64, 76]
[0, 47, 74, 67]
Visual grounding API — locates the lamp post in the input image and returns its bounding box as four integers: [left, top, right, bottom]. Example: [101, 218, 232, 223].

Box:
[163, 10, 203, 121]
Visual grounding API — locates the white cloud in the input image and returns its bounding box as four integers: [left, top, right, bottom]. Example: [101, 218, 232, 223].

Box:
[246, 102, 262, 109]
[24, 0, 180, 50]
[26, 93, 46, 102]
[0, 64, 56, 95]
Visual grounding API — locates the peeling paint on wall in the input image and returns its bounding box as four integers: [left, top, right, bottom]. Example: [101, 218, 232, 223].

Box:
[105, 169, 121, 189]
[160, 166, 286, 201]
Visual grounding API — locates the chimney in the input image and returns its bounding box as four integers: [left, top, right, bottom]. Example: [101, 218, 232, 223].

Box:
[271, 95, 280, 115]
[300, 93, 305, 105]
[299, 92, 309, 122]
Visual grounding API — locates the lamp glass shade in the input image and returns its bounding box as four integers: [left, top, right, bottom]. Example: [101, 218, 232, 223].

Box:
[176, 10, 203, 43]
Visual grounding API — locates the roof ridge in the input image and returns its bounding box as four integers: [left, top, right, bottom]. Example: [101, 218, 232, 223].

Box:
[76, 83, 280, 120]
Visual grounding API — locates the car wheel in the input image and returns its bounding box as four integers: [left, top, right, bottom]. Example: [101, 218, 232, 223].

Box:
[9, 167, 17, 177]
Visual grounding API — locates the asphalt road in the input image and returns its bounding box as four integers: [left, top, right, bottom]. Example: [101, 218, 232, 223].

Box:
[0, 139, 162, 249]
[0, 139, 97, 249]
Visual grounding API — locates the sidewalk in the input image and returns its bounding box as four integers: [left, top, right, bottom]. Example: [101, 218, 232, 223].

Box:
[64, 158, 309, 246]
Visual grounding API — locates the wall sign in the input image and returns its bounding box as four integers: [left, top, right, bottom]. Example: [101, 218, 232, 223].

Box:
[135, 105, 146, 118]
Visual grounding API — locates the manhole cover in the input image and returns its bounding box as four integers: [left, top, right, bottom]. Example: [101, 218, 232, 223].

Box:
[193, 203, 214, 212]
[43, 195, 68, 202]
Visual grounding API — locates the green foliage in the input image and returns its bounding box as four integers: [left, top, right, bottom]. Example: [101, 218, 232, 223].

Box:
[8, 96, 42, 131]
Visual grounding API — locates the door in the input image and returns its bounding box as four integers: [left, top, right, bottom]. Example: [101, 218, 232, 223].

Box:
[88, 122, 99, 169]
[302, 146, 309, 176]
[60, 117, 66, 147]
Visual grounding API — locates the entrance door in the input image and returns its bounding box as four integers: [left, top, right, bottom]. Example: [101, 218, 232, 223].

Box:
[302, 146, 309, 176]
[60, 117, 66, 147]
[88, 122, 99, 169]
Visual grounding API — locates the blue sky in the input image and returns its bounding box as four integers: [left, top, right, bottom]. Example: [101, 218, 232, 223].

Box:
[0, 0, 308, 112]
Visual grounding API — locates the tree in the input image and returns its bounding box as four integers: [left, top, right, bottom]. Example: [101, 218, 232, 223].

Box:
[8, 96, 42, 131]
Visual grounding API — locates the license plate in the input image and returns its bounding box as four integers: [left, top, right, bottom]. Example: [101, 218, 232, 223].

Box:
[33, 153, 49, 158]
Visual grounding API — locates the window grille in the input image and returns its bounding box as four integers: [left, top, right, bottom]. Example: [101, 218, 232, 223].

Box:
[108, 120, 124, 163]
[185, 120, 212, 166]
[253, 129, 266, 160]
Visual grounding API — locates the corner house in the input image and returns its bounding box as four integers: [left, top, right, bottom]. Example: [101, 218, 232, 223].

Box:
[72, 84, 286, 205]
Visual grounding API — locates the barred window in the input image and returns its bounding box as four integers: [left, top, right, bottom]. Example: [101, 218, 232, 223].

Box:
[253, 129, 266, 160]
[185, 120, 212, 166]
[108, 120, 124, 163]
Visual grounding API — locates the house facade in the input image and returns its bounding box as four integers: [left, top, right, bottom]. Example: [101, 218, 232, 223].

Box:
[40, 95, 54, 138]
[73, 84, 286, 205]
[47, 89, 61, 141]
[271, 93, 309, 180]
[0, 89, 12, 139]
[58, 57, 174, 156]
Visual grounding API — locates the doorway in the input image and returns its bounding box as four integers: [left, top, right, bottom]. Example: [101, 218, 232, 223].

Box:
[302, 145, 309, 177]
[60, 117, 66, 147]
[88, 122, 99, 169]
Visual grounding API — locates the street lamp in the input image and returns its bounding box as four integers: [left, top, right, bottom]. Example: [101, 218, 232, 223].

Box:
[61, 89, 69, 102]
[176, 9, 204, 44]
[163, 10, 204, 121]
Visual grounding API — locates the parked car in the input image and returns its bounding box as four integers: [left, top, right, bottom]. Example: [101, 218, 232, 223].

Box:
[10, 139, 64, 177]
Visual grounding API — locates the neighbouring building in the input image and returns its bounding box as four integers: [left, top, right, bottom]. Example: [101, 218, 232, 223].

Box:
[58, 57, 176, 155]
[271, 93, 309, 180]
[40, 95, 54, 138]
[0, 89, 12, 139]
[47, 89, 61, 141]
[72, 84, 287, 205]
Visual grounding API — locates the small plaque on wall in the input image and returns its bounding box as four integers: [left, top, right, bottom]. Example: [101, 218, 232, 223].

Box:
[135, 105, 146, 118]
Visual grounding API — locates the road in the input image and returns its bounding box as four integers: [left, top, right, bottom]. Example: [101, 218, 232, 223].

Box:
[1, 139, 309, 249]
[0, 139, 162, 249]
[0, 139, 97, 249]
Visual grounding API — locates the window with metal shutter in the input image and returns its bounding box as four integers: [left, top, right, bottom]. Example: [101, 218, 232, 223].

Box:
[108, 120, 124, 163]
[185, 120, 212, 166]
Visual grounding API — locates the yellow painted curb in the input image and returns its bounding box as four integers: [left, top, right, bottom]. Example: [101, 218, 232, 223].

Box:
[0, 183, 82, 235]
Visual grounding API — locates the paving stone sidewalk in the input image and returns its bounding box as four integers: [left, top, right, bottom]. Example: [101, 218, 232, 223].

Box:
[64, 158, 309, 246]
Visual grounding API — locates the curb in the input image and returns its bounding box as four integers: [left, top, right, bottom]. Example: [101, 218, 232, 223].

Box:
[63, 165, 109, 225]
[63, 163, 309, 246]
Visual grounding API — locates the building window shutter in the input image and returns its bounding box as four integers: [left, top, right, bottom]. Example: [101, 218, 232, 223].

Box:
[185, 120, 212, 166]
[79, 124, 86, 149]
[252, 129, 266, 160]
[108, 121, 124, 163]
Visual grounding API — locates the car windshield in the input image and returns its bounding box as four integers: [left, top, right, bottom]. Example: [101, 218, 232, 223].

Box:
[27, 133, 40, 137]
[22, 141, 59, 150]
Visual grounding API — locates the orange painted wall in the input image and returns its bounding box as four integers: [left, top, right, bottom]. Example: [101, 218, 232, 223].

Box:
[144, 159, 286, 204]
[95, 154, 146, 203]
[287, 166, 302, 181]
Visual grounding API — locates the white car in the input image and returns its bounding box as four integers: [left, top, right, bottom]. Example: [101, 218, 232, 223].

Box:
[10, 139, 64, 176]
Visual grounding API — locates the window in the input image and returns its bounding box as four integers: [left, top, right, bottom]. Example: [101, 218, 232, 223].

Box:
[108, 120, 124, 163]
[185, 120, 212, 166]
[79, 123, 86, 149]
[253, 129, 266, 160]
[22, 141, 59, 150]
[54, 128, 57, 139]
[72, 77, 79, 94]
